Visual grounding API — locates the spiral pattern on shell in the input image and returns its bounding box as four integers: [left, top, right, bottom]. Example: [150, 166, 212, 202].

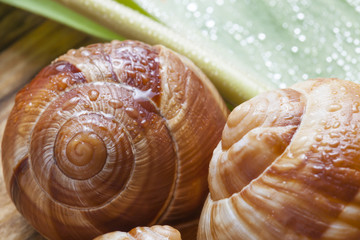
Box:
[1, 40, 228, 240]
[198, 79, 360, 240]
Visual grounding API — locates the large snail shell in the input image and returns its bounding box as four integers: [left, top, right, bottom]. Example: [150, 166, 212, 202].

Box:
[198, 78, 360, 240]
[94, 225, 181, 240]
[1, 40, 228, 240]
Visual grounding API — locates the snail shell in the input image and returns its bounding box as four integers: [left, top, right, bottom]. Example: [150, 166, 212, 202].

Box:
[93, 225, 181, 240]
[198, 78, 360, 240]
[1, 40, 228, 240]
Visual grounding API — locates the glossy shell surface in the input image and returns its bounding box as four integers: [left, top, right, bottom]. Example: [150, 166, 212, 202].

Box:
[2, 40, 228, 240]
[199, 79, 360, 240]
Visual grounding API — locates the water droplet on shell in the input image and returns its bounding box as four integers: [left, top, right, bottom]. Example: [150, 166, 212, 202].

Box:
[57, 79, 68, 91]
[353, 102, 360, 113]
[109, 99, 123, 109]
[314, 134, 323, 142]
[125, 107, 139, 119]
[88, 89, 100, 101]
[327, 103, 342, 112]
[333, 121, 340, 128]
[62, 97, 80, 111]
[329, 140, 340, 148]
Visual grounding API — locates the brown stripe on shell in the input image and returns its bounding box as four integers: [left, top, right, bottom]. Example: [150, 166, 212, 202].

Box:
[9, 155, 99, 239]
[3, 60, 87, 152]
[153, 46, 228, 225]
[19, 60, 87, 95]
[10, 156, 29, 208]
[264, 80, 360, 238]
[107, 41, 161, 105]
[58, 40, 162, 106]
[240, 177, 333, 239]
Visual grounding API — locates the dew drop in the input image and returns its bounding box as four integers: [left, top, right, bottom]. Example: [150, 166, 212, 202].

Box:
[24, 102, 33, 113]
[258, 33, 266, 40]
[187, 2, 197, 12]
[311, 164, 324, 174]
[288, 68, 296, 75]
[287, 151, 294, 159]
[337, 59, 345, 66]
[273, 73, 282, 80]
[140, 118, 148, 128]
[314, 134, 323, 142]
[109, 99, 123, 109]
[329, 132, 340, 138]
[353, 102, 360, 113]
[291, 46, 299, 53]
[81, 50, 91, 56]
[329, 140, 340, 148]
[57, 80, 68, 91]
[298, 35, 306, 42]
[205, 19, 215, 28]
[297, 12, 305, 20]
[55, 64, 66, 72]
[63, 97, 80, 111]
[333, 121, 340, 128]
[246, 36, 255, 44]
[88, 89, 99, 101]
[125, 107, 139, 119]
[206, 7, 214, 14]
[294, 28, 301, 35]
[327, 103, 342, 112]
[69, 50, 76, 56]
[279, 83, 287, 89]
[216, 0, 224, 6]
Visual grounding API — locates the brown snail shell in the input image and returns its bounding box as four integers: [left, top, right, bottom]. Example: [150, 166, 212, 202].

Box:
[198, 78, 360, 240]
[93, 225, 181, 240]
[1, 40, 228, 240]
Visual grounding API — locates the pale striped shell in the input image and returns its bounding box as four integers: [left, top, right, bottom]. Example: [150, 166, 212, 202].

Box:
[94, 225, 181, 240]
[198, 78, 360, 239]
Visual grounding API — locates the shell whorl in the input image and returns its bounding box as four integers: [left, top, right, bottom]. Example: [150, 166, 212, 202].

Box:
[94, 225, 182, 240]
[1, 40, 228, 240]
[199, 79, 360, 240]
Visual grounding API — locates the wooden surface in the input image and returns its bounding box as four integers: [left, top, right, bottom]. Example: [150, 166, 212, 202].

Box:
[0, 4, 98, 239]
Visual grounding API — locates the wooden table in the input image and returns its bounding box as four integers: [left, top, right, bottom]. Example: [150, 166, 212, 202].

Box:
[0, 4, 98, 239]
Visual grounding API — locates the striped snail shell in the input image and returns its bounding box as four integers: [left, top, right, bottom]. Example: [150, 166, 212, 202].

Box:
[198, 78, 360, 240]
[1, 40, 228, 240]
[94, 225, 181, 240]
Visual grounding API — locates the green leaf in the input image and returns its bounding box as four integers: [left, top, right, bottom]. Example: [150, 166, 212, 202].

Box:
[0, 0, 123, 40]
[4, 0, 360, 106]
[114, 0, 155, 20]
[1, 0, 273, 105]
[53, 0, 271, 105]
[134, 0, 360, 90]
